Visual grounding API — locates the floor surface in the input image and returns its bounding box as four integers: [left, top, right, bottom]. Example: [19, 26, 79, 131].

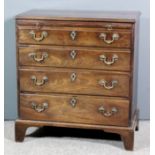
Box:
[4, 121, 149, 155]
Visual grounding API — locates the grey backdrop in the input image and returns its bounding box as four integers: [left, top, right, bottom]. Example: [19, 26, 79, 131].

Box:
[4, 0, 150, 120]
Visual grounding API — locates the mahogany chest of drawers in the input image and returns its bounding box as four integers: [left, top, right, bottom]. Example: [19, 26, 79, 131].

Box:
[15, 10, 140, 150]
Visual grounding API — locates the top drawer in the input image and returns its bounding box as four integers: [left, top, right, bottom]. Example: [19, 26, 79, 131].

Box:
[17, 26, 132, 48]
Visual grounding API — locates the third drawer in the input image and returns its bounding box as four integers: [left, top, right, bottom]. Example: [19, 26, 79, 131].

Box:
[19, 68, 130, 97]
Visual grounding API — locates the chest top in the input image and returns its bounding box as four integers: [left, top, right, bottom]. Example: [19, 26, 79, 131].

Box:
[16, 10, 140, 22]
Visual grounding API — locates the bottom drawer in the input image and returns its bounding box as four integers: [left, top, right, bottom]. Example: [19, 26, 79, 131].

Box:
[20, 93, 129, 126]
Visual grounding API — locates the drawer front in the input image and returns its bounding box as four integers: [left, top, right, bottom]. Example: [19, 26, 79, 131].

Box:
[20, 93, 129, 126]
[18, 27, 132, 48]
[19, 68, 130, 97]
[19, 46, 131, 71]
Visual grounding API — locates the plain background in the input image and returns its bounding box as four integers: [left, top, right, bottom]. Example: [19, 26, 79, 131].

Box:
[4, 0, 150, 120]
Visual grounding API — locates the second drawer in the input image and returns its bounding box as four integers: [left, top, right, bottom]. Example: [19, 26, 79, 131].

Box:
[19, 68, 130, 97]
[18, 46, 131, 71]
